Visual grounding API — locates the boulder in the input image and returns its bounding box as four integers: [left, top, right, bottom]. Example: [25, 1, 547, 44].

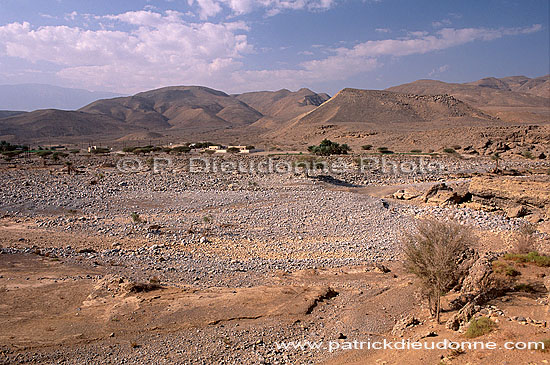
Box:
[446, 302, 476, 331]
[391, 315, 421, 336]
[460, 253, 499, 297]
[426, 190, 461, 205]
[424, 183, 451, 202]
[506, 205, 529, 218]
[393, 189, 420, 200]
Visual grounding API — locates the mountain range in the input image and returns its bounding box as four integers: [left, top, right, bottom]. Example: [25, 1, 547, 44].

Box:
[0, 75, 548, 149]
[0, 84, 122, 111]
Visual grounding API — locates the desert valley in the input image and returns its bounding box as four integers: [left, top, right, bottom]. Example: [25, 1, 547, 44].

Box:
[0, 72, 549, 364]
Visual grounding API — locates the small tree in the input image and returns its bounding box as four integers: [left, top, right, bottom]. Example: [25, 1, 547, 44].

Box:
[403, 219, 476, 323]
[65, 161, 75, 175]
[491, 152, 501, 172]
[308, 139, 351, 156]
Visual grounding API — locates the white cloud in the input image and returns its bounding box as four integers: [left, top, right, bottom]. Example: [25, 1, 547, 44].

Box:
[0, 12, 251, 92]
[429, 64, 450, 76]
[375, 28, 391, 33]
[0, 11, 543, 94]
[432, 18, 452, 28]
[188, 0, 223, 19]
[231, 24, 543, 91]
[189, 0, 337, 18]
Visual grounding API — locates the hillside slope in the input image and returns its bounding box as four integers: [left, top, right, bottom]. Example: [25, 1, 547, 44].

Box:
[265, 88, 498, 146]
[81, 86, 263, 132]
[0, 109, 142, 140]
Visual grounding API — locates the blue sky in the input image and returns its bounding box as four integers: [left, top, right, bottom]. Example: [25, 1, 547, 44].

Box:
[0, 0, 547, 95]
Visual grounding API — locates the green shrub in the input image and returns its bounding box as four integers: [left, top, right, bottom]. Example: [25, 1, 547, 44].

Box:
[377, 147, 388, 151]
[308, 139, 351, 156]
[410, 149, 422, 153]
[133, 147, 151, 154]
[443, 148, 457, 154]
[36, 150, 52, 157]
[361, 144, 373, 150]
[91, 147, 110, 154]
[193, 142, 214, 149]
[465, 317, 496, 338]
[522, 151, 534, 159]
[171, 146, 191, 154]
[1, 150, 22, 157]
[131, 212, 142, 223]
[504, 252, 550, 267]
[70, 149, 80, 154]
[537, 339, 550, 353]
[0, 141, 28, 152]
[505, 267, 521, 277]
[514, 283, 536, 293]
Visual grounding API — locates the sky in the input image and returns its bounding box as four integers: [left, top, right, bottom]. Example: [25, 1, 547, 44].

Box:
[0, 0, 548, 95]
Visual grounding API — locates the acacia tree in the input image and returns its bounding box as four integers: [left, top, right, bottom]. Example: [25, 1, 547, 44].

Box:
[308, 139, 351, 156]
[403, 219, 476, 323]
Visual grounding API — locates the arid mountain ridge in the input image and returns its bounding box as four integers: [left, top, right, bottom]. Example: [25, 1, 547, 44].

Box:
[0, 75, 548, 148]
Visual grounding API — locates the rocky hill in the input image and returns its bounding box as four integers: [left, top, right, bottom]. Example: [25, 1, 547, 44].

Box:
[237, 88, 330, 123]
[387, 76, 550, 124]
[80, 86, 263, 132]
[0, 109, 143, 140]
[265, 88, 498, 147]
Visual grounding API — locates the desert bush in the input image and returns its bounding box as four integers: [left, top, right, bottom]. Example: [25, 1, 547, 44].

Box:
[308, 139, 351, 156]
[171, 146, 191, 154]
[0, 141, 28, 152]
[128, 277, 162, 293]
[537, 339, 550, 353]
[403, 219, 476, 323]
[246, 145, 255, 150]
[91, 147, 110, 154]
[227, 147, 241, 153]
[361, 144, 373, 150]
[504, 251, 550, 267]
[465, 317, 496, 338]
[443, 148, 457, 154]
[522, 151, 534, 159]
[122, 147, 136, 153]
[512, 224, 537, 254]
[36, 150, 52, 157]
[1, 150, 22, 158]
[410, 149, 422, 153]
[131, 212, 142, 224]
[505, 267, 521, 277]
[493, 261, 521, 277]
[70, 149, 80, 154]
[377, 146, 388, 151]
[514, 283, 537, 293]
[193, 142, 214, 149]
[132, 147, 150, 154]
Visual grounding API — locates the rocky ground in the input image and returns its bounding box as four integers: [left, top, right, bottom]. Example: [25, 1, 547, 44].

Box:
[0, 152, 549, 364]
